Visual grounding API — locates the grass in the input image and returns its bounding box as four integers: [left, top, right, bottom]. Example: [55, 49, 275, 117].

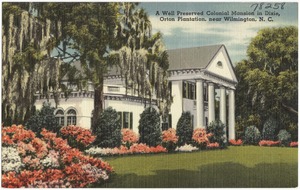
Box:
[95, 146, 298, 188]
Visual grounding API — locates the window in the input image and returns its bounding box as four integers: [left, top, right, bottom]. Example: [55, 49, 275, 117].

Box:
[183, 81, 196, 100]
[217, 61, 223, 67]
[204, 86, 208, 101]
[67, 109, 77, 125]
[55, 110, 64, 126]
[118, 111, 133, 129]
[162, 114, 172, 131]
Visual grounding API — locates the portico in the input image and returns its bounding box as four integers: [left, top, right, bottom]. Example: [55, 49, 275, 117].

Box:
[168, 44, 238, 140]
[195, 79, 236, 140]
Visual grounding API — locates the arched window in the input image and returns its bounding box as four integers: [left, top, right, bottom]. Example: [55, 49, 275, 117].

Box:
[67, 109, 77, 125]
[55, 110, 65, 126]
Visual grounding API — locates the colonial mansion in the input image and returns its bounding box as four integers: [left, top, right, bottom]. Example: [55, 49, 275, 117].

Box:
[35, 44, 238, 140]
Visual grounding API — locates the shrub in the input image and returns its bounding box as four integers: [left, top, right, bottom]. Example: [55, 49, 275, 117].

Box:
[290, 142, 298, 147]
[277, 129, 292, 146]
[192, 128, 212, 149]
[258, 140, 280, 147]
[287, 123, 298, 142]
[26, 102, 60, 134]
[60, 125, 96, 151]
[262, 117, 278, 141]
[176, 112, 193, 146]
[93, 107, 122, 148]
[138, 107, 162, 147]
[162, 128, 178, 152]
[229, 139, 243, 146]
[121, 129, 139, 148]
[1, 125, 112, 188]
[206, 120, 227, 148]
[244, 126, 261, 145]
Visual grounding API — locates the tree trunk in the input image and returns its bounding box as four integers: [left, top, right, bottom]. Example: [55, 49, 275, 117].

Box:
[92, 75, 104, 130]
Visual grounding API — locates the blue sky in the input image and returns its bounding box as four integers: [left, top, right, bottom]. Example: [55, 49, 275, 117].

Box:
[140, 2, 298, 64]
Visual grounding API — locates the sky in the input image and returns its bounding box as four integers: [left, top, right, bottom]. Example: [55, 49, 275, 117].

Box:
[140, 2, 298, 64]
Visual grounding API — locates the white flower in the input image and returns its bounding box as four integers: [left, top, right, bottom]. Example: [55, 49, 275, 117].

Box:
[2, 146, 23, 172]
[40, 150, 60, 168]
[176, 144, 199, 152]
[85, 147, 116, 156]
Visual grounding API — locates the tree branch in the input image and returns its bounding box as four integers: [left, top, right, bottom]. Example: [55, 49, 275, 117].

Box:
[282, 103, 298, 115]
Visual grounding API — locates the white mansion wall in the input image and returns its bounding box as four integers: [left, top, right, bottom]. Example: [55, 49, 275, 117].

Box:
[170, 80, 183, 129]
[35, 96, 94, 129]
[104, 99, 148, 133]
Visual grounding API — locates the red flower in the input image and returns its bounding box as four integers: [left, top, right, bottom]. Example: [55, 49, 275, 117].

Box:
[2, 172, 22, 188]
[229, 139, 243, 146]
[60, 125, 96, 147]
[290, 141, 298, 147]
[207, 142, 220, 148]
[259, 140, 280, 147]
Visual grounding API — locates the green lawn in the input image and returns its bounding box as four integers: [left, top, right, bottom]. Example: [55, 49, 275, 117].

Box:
[96, 146, 298, 188]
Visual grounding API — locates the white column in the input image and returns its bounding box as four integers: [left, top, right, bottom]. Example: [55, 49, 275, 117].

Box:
[228, 89, 235, 140]
[220, 86, 226, 124]
[196, 80, 204, 128]
[208, 82, 215, 125]
[220, 86, 227, 140]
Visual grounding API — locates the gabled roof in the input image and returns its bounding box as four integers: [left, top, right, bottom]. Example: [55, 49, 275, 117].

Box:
[167, 44, 223, 70]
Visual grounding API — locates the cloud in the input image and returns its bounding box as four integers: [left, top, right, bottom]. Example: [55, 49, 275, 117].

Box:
[149, 15, 297, 63]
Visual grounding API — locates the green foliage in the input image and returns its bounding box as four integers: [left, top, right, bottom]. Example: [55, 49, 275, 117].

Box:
[262, 117, 278, 140]
[286, 123, 298, 141]
[138, 107, 162, 146]
[25, 102, 60, 134]
[235, 26, 298, 134]
[244, 126, 261, 145]
[93, 107, 122, 148]
[176, 112, 193, 146]
[277, 129, 292, 146]
[207, 120, 227, 148]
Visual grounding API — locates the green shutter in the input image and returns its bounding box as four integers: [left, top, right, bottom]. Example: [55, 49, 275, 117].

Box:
[130, 112, 133, 130]
[168, 114, 172, 129]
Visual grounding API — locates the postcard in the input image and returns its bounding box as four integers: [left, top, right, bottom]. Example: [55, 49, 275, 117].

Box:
[1, 2, 298, 188]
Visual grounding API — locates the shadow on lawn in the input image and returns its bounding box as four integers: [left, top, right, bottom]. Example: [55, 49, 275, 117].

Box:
[98, 162, 298, 188]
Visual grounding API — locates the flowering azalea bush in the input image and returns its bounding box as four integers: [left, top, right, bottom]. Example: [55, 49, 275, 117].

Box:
[2, 146, 23, 173]
[258, 140, 280, 147]
[2, 125, 112, 188]
[229, 139, 243, 146]
[192, 128, 213, 149]
[60, 125, 96, 151]
[121, 129, 139, 148]
[175, 144, 199, 152]
[290, 142, 298, 147]
[207, 142, 220, 149]
[85, 143, 167, 156]
[162, 128, 179, 152]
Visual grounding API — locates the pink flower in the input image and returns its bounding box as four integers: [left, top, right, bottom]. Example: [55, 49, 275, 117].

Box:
[229, 139, 243, 146]
[290, 141, 298, 147]
[259, 140, 280, 147]
[192, 128, 211, 144]
[121, 129, 139, 145]
[162, 128, 178, 143]
[207, 142, 220, 149]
